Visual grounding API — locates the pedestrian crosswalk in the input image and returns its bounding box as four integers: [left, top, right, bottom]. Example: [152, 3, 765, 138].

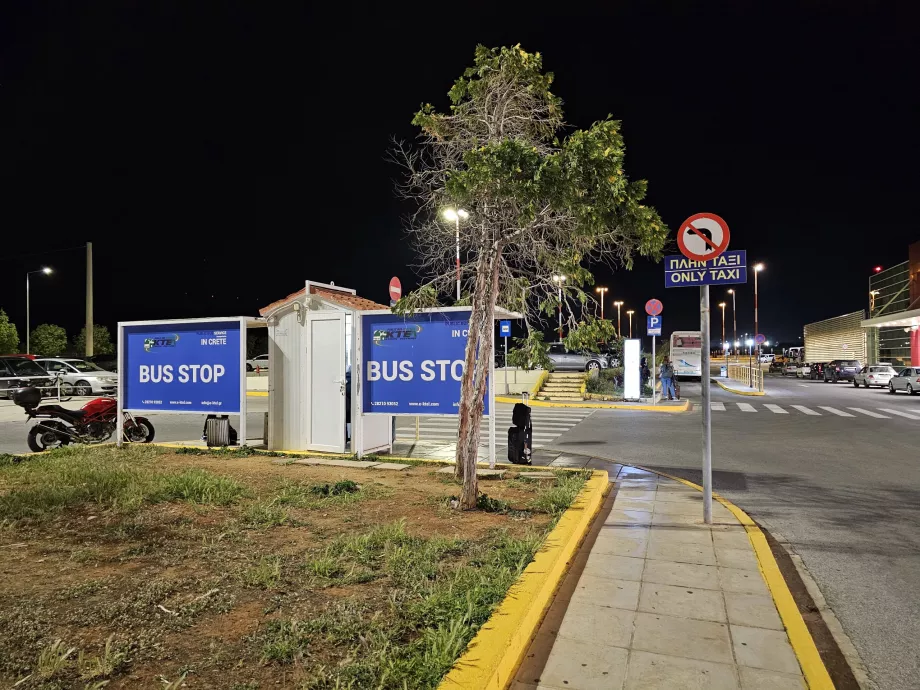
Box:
[395, 406, 595, 448]
[710, 402, 920, 420]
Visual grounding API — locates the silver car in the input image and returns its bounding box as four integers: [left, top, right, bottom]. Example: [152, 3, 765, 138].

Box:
[547, 343, 608, 372]
[854, 365, 896, 389]
[888, 366, 920, 396]
[36, 358, 118, 396]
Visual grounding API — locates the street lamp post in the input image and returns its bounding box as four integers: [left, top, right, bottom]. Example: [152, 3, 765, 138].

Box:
[727, 289, 737, 361]
[613, 301, 624, 338]
[754, 263, 764, 360]
[746, 338, 754, 387]
[442, 208, 470, 302]
[718, 302, 726, 355]
[626, 310, 635, 338]
[552, 275, 567, 340]
[26, 267, 54, 355]
[595, 286, 608, 321]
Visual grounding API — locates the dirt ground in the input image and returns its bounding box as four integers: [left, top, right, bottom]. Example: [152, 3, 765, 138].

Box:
[0, 450, 560, 689]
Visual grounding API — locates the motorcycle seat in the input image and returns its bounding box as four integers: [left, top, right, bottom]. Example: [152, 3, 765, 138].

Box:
[39, 405, 87, 418]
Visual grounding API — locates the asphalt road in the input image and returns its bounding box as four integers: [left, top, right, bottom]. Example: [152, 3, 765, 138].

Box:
[547, 374, 920, 690]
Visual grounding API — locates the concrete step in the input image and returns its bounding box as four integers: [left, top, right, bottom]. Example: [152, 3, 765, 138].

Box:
[547, 374, 586, 380]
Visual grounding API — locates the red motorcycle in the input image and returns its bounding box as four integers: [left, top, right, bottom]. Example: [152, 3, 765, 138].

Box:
[11, 387, 155, 452]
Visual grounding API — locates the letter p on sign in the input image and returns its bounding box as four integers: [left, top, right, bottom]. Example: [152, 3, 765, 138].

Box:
[647, 316, 662, 336]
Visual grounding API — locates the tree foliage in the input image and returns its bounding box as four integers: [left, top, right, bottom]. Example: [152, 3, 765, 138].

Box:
[30, 324, 68, 357]
[0, 310, 20, 354]
[73, 325, 115, 355]
[395, 45, 669, 508]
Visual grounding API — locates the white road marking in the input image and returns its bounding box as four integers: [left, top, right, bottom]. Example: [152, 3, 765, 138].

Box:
[878, 408, 920, 420]
[710, 402, 726, 411]
[818, 406, 855, 417]
[799, 384, 809, 387]
[737, 402, 757, 412]
[791, 405, 822, 416]
[764, 404, 788, 414]
[847, 408, 890, 419]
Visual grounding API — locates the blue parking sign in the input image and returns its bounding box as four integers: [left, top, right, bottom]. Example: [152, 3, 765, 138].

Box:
[647, 315, 662, 336]
[499, 320, 511, 337]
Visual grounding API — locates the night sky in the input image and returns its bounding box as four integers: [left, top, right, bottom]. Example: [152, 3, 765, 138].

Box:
[3, 2, 918, 347]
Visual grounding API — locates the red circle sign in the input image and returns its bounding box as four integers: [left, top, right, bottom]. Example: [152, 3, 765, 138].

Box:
[388, 277, 402, 302]
[645, 299, 663, 316]
[676, 213, 730, 261]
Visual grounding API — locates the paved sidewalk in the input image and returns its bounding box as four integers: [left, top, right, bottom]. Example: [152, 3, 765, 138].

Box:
[513, 467, 806, 689]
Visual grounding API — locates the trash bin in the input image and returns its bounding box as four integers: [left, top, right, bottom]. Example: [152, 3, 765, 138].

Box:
[720, 365, 727, 378]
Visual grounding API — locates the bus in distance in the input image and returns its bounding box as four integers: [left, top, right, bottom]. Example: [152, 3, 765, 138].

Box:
[670, 331, 702, 378]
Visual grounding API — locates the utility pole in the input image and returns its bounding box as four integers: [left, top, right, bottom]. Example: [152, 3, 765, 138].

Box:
[85, 242, 94, 356]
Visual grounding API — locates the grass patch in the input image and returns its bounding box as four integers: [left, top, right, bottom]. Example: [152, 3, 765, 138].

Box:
[0, 445, 243, 522]
[242, 556, 283, 590]
[241, 499, 292, 528]
[530, 469, 592, 516]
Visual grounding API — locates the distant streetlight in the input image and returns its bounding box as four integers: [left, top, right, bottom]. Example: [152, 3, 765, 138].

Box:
[552, 274, 567, 340]
[442, 207, 470, 301]
[613, 301, 624, 338]
[626, 310, 635, 338]
[745, 337, 755, 387]
[595, 286, 608, 320]
[718, 302, 726, 354]
[26, 267, 54, 355]
[753, 263, 765, 360]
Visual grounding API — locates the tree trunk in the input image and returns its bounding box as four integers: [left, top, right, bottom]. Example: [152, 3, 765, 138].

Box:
[456, 248, 501, 509]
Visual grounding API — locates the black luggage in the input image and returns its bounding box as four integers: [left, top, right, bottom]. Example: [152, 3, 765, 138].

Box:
[512, 402, 531, 428]
[507, 426, 532, 465]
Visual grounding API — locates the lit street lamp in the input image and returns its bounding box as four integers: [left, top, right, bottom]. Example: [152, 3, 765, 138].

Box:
[745, 337, 755, 387]
[595, 286, 608, 321]
[626, 310, 635, 338]
[26, 267, 54, 355]
[552, 274, 567, 340]
[718, 302, 726, 354]
[442, 208, 470, 302]
[754, 263, 764, 359]
[613, 301, 624, 338]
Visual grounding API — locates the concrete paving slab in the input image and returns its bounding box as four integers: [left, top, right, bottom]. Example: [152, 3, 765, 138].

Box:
[730, 626, 801, 675]
[646, 539, 718, 566]
[556, 599, 635, 648]
[719, 568, 771, 596]
[291, 458, 379, 468]
[638, 581, 726, 622]
[642, 560, 720, 590]
[632, 611, 734, 664]
[715, 546, 761, 571]
[517, 636, 629, 690]
[724, 592, 784, 630]
[738, 666, 807, 689]
[625, 650, 739, 690]
[434, 466, 505, 478]
[570, 574, 640, 610]
[368, 462, 411, 470]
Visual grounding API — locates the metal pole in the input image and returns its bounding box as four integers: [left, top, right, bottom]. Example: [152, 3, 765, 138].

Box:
[25, 273, 30, 355]
[731, 291, 737, 361]
[558, 286, 563, 340]
[86, 242, 94, 357]
[701, 285, 713, 524]
[721, 304, 725, 355]
[489, 322, 496, 469]
[651, 335, 656, 404]
[754, 269, 759, 362]
[617, 305, 621, 338]
[749, 345, 753, 387]
[455, 219, 461, 302]
[504, 335, 509, 394]
[415, 416, 419, 441]
[600, 296, 605, 321]
[629, 313, 633, 338]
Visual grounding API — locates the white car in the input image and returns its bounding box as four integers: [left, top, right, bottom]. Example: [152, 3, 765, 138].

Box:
[246, 354, 269, 372]
[36, 358, 118, 396]
[782, 362, 799, 376]
[759, 354, 774, 363]
[854, 365, 896, 389]
[796, 363, 812, 379]
[888, 366, 920, 395]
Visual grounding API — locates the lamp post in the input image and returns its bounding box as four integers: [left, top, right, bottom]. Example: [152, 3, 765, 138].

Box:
[727, 289, 737, 361]
[26, 267, 54, 355]
[442, 208, 469, 302]
[613, 301, 624, 338]
[746, 338, 754, 387]
[718, 302, 726, 355]
[626, 310, 635, 338]
[753, 263, 764, 359]
[552, 274, 567, 340]
[595, 286, 608, 321]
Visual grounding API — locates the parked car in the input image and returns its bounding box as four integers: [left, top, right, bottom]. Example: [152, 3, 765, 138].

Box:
[888, 366, 920, 395]
[854, 365, 896, 389]
[88, 353, 118, 372]
[823, 359, 862, 383]
[547, 343, 608, 372]
[807, 362, 825, 380]
[0, 356, 54, 399]
[759, 353, 775, 363]
[796, 363, 811, 378]
[782, 362, 799, 376]
[246, 354, 269, 372]
[35, 358, 118, 396]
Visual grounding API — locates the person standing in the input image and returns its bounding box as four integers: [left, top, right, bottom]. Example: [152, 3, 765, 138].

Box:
[660, 356, 677, 401]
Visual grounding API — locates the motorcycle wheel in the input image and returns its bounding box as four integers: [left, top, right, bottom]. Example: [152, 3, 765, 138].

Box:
[27, 423, 70, 452]
[124, 418, 155, 443]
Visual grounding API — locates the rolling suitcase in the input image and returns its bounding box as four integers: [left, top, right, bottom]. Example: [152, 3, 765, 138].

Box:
[508, 396, 533, 464]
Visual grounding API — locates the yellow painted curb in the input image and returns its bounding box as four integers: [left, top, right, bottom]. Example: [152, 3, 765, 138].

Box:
[246, 391, 269, 397]
[711, 378, 765, 396]
[438, 470, 610, 690]
[628, 464, 834, 690]
[495, 396, 690, 413]
[530, 370, 549, 397]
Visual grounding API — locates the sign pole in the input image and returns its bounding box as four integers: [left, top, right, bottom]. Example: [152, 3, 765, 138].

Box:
[504, 335, 508, 394]
[701, 285, 713, 524]
[489, 323, 496, 469]
[651, 335, 656, 404]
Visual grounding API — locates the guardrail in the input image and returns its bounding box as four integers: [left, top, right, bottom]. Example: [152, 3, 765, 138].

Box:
[727, 363, 764, 393]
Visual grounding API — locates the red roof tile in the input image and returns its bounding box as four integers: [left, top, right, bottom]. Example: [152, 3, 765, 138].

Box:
[259, 285, 388, 316]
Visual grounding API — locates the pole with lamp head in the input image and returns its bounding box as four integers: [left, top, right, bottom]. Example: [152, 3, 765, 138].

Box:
[753, 263, 764, 360]
[746, 338, 754, 387]
[727, 289, 737, 361]
[718, 302, 726, 355]
[595, 286, 608, 321]
[442, 208, 469, 302]
[614, 301, 623, 338]
[552, 275, 567, 340]
[25, 267, 54, 355]
[627, 310, 634, 338]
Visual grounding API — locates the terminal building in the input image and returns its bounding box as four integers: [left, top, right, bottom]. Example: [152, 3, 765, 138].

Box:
[862, 241, 920, 367]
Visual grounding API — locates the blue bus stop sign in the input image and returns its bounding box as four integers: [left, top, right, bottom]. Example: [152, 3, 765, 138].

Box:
[499, 320, 511, 337]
